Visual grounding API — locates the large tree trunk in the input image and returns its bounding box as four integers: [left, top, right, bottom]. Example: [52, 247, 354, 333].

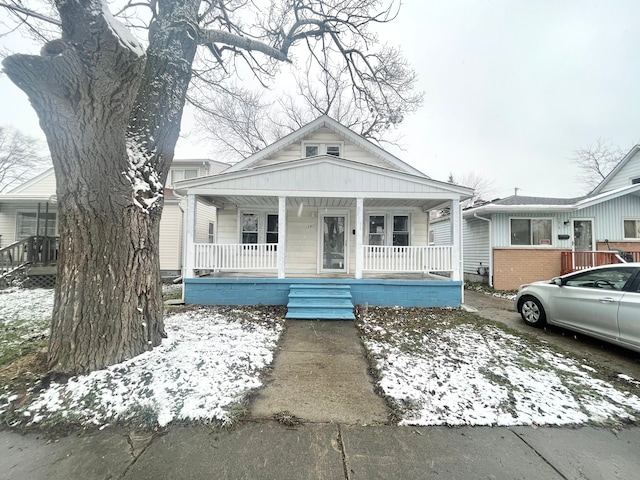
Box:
[2, 0, 198, 374]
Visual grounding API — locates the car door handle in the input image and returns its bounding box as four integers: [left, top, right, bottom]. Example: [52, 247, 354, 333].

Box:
[599, 297, 616, 303]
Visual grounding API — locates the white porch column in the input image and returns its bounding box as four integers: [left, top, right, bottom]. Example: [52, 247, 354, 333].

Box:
[355, 197, 364, 279]
[451, 198, 462, 282]
[278, 196, 287, 279]
[184, 194, 197, 279]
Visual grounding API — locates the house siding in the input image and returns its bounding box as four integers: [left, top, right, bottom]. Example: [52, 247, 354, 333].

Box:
[158, 202, 183, 272]
[252, 127, 404, 172]
[430, 218, 451, 245]
[462, 217, 490, 280]
[599, 150, 640, 193]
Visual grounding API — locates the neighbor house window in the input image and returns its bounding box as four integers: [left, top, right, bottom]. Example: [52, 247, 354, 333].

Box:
[510, 218, 552, 246]
[169, 168, 198, 186]
[623, 219, 640, 239]
[367, 214, 410, 246]
[240, 212, 278, 244]
[17, 212, 57, 240]
[632, 177, 640, 185]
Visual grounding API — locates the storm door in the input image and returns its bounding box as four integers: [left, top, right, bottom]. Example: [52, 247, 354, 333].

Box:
[320, 214, 347, 272]
[573, 219, 594, 270]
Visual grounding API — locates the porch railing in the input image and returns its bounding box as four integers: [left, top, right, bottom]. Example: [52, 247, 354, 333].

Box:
[0, 236, 59, 275]
[194, 243, 278, 270]
[560, 250, 630, 275]
[363, 245, 453, 273]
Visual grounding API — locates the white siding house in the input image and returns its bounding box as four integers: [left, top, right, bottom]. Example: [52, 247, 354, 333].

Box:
[174, 116, 474, 310]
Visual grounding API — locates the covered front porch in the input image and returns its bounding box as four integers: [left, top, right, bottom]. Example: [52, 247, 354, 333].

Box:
[176, 155, 472, 309]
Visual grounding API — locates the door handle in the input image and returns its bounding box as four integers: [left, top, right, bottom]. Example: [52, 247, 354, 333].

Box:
[599, 297, 616, 303]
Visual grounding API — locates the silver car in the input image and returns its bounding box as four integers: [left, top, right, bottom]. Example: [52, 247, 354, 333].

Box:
[515, 263, 640, 353]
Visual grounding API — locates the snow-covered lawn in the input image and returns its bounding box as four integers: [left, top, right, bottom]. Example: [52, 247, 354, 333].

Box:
[0, 288, 284, 429]
[3, 289, 640, 430]
[358, 306, 640, 427]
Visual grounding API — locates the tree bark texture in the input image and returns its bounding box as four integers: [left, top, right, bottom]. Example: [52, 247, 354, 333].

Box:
[2, 0, 198, 374]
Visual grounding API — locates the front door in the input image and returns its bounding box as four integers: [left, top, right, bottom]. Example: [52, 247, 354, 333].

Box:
[573, 219, 594, 269]
[321, 214, 347, 272]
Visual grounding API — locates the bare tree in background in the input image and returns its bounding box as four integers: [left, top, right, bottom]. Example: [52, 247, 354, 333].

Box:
[1, 0, 418, 374]
[193, 40, 423, 162]
[0, 126, 47, 192]
[571, 138, 624, 193]
[449, 171, 495, 205]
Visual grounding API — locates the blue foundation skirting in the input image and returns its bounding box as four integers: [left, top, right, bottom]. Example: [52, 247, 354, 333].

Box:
[184, 278, 462, 308]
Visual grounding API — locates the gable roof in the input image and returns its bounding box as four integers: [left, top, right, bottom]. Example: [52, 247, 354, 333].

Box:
[223, 115, 428, 178]
[6, 168, 55, 195]
[590, 144, 640, 195]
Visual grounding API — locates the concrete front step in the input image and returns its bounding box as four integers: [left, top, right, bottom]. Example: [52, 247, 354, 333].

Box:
[286, 284, 355, 320]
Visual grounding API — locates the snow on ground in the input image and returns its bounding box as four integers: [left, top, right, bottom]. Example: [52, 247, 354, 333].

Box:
[21, 308, 283, 428]
[0, 288, 54, 325]
[359, 307, 640, 427]
[0, 287, 283, 428]
[3, 289, 640, 429]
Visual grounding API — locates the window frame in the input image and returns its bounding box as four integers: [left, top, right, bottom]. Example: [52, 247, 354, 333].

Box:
[509, 217, 554, 247]
[15, 210, 58, 240]
[302, 141, 344, 158]
[238, 210, 279, 245]
[623, 219, 640, 239]
[169, 168, 199, 187]
[365, 212, 412, 246]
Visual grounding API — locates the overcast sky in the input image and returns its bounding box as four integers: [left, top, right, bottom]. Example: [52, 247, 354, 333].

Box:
[1, 1, 639, 199]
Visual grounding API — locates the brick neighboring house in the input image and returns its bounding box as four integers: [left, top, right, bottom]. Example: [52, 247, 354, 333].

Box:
[431, 144, 640, 290]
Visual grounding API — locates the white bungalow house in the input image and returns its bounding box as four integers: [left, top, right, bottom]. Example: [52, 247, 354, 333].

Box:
[432, 145, 640, 291]
[0, 158, 228, 285]
[173, 116, 473, 317]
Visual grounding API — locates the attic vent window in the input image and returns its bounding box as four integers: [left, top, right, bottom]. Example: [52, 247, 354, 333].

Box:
[632, 177, 640, 185]
[305, 145, 319, 157]
[326, 145, 340, 157]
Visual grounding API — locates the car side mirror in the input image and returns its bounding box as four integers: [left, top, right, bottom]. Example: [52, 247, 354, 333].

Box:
[552, 277, 563, 286]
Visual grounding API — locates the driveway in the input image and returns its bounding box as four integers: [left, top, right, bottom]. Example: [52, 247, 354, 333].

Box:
[464, 289, 640, 381]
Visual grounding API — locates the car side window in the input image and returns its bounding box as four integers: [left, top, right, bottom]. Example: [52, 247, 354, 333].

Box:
[564, 268, 634, 290]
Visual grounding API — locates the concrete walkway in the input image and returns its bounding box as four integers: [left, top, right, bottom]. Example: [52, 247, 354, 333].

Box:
[249, 320, 389, 424]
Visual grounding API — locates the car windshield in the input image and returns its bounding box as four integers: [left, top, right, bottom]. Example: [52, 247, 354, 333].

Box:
[564, 268, 634, 290]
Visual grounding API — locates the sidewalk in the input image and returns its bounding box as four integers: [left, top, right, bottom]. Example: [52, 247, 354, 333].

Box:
[2, 422, 639, 479]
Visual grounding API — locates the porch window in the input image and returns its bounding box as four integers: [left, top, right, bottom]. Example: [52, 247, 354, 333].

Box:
[266, 214, 279, 244]
[367, 214, 410, 246]
[241, 213, 258, 244]
[208, 222, 215, 243]
[240, 212, 278, 245]
[510, 218, 552, 246]
[17, 212, 57, 240]
[623, 219, 640, 239]
[393, 215, 410, 246]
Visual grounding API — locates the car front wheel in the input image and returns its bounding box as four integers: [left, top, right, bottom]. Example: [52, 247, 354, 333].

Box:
[519, 296, 546, 327]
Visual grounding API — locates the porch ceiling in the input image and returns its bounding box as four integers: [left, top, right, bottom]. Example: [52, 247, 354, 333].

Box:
[200, 194, 448, 211]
